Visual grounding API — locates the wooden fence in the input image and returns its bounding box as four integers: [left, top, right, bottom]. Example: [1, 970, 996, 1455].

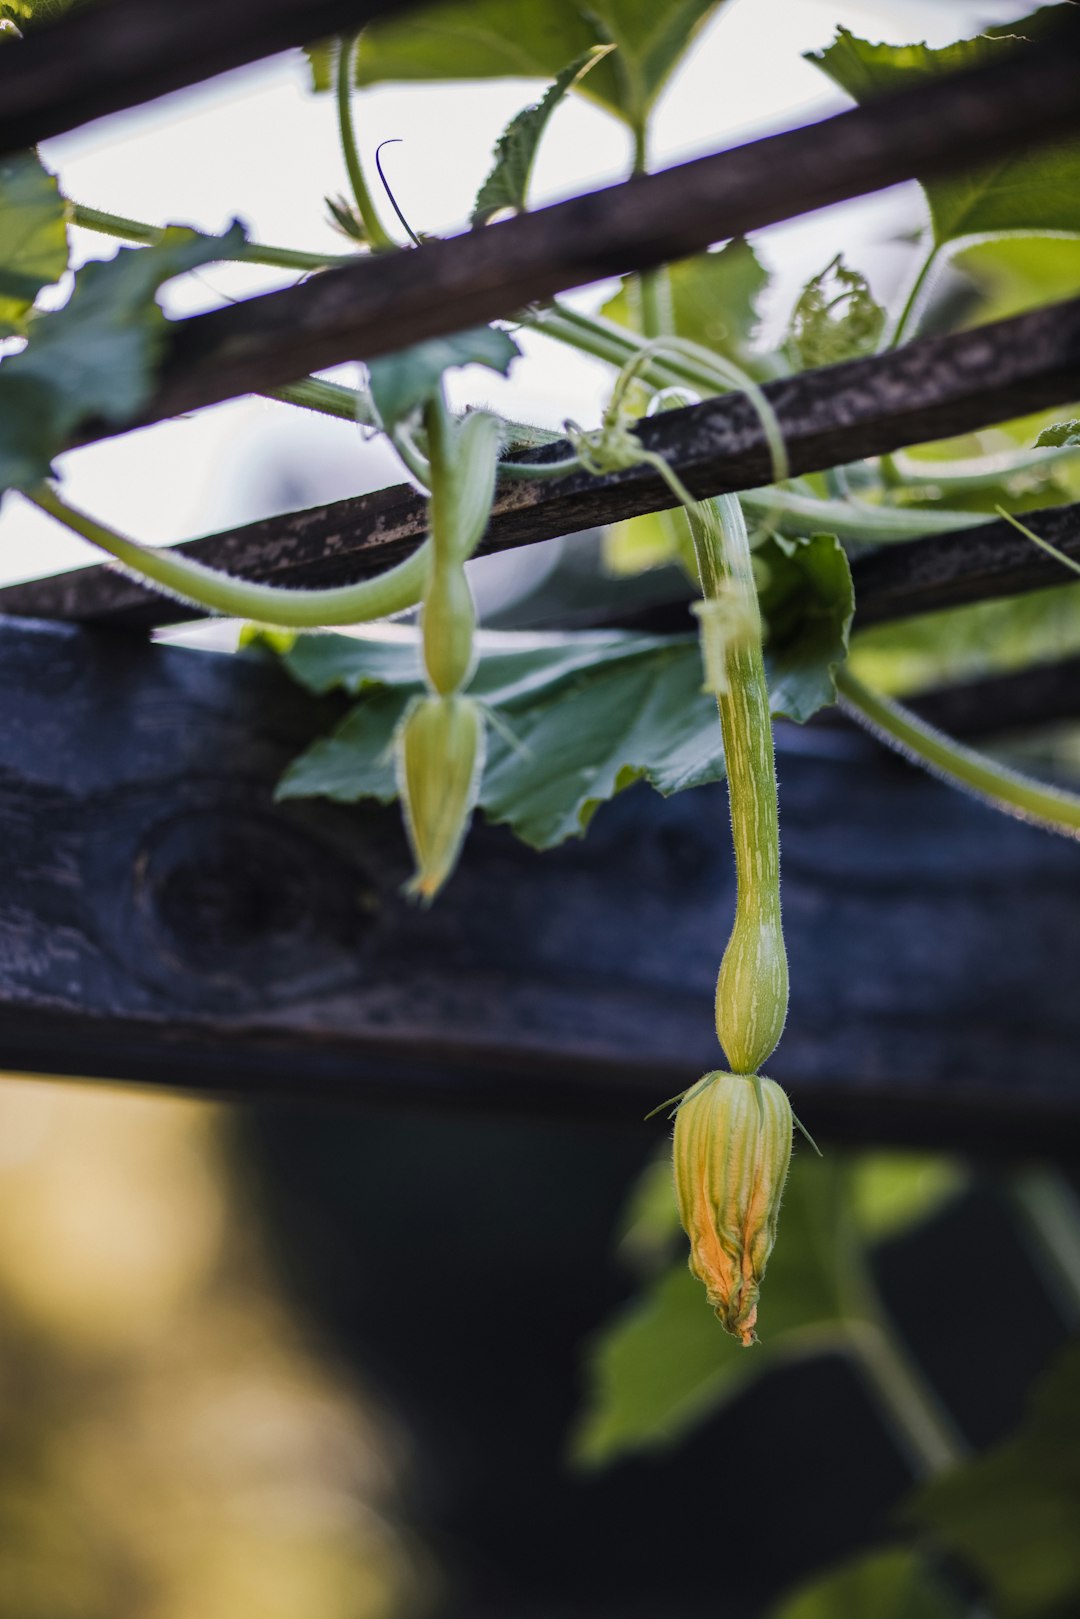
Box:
[2, 0, 1080, 1152]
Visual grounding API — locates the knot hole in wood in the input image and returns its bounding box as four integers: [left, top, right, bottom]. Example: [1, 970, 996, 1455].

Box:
[128, 808, 379, 1010]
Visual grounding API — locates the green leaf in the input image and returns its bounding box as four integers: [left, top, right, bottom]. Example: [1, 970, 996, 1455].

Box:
[759, 532, 854, 723]
[602, 236, 769, 371]
[274, 629, 727, 848]
[909, 1341, 1080, 1619]
[786, 254, 885, 372]
[603, 505, 697, 577]
[808, 12, 1080, 247]
[0, 150, 68, 339]
[1037, 420, 1080, 449]
[849, 583, 1080, 696]
[270, 530, 852, 846]
[769, 1548, 965, 1619]
[319, 0, 731, 131]
[0, 224, 245, 495]
[955, 234, 1080, 325]
[570, 1153, 856, 1467]
[472, 47, 611, 226]
[850, 1153, 967, 1244]
[366, 326, 518, 430]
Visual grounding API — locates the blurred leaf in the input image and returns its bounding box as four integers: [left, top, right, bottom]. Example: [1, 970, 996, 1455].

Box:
[0, 224, 245, 495]
[850, 1154, 967, 1244]
[602, 236, 769, 371]
[955, 235, 1080, 325]
[0, 150, 68, 338]
[315, 0, 731, 132]
[909, 1340, 1080, 1619]
[472, 47, 611, 226]
[615, 1149, 682, 1274]
[1037, 420, 1080, 449]
[366, 327, 518, 429]
[786, 254, 884, 371]
[759, 532, 854, 723]
[808, 12, 1080, 246]
[570, 1153, 856, 1467]
[604, 505, 696, 576]
[849, 583, 1080, 696]
[769, 1548, 964, 1619]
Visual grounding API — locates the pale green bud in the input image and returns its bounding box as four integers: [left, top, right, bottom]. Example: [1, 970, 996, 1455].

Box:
[672, 1070, 793, 1345]
[396, 694, 485, 902]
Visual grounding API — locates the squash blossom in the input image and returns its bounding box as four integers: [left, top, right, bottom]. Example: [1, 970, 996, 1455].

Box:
[396, 693, 485, 902]
[673, 1070, 793, 1345]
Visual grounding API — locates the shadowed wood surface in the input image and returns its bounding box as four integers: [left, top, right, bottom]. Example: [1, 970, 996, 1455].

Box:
[0, 0, 416, 155]
[1, 616, 1078, 1153]
[4, 298, 1080, 630]
[59, 13, 1080, 436]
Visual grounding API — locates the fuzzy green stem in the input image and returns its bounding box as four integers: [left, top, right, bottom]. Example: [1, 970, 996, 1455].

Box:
[70, 201, 353, 274]
[25, 485, 428, 627]
[1009, 1169, 1080, 1330]
[269, 375, 377, 426]
[845, 1319, 967, 1478]
[837, 666, 1080, 839]
[336, 33, 396, 253]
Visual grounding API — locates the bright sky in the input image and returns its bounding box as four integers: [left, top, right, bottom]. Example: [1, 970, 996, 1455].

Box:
[0, 0, 1029, 587]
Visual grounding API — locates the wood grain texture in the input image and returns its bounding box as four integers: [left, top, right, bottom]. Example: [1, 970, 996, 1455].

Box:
[1, 616, 1078, 1154]
[73, 13, 1080, 434]
[5, 298, 1080, 629]
[0, 0, 415, 153]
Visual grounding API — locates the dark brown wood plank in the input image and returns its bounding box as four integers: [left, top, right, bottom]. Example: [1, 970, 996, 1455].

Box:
[61, 13, 1080, 438]
[5, 297, 1080, 629]
[850, 500, 1080, 627]
[0, 0, 417, 154]
[1, 614, 1079, 1155]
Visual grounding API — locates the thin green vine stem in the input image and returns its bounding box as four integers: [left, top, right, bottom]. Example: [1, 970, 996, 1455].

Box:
[25, 485, 429, 628]
[270, 375, 377, 426]
[888, 239, 941, 351]
[837, 665, 1080, 839]
[70, 202, 353, 274]
[1009, 1169, 1080, 1330]
[844, 1318, 968, 1478]
[335, 33, 396, 253]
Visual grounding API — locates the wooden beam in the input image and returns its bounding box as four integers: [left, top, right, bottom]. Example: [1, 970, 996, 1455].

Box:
[0, 0, 417, 154]
[5, 298, 1080, 629]
[61, 14, 1080, 437]
[1, 614, 1078, 1155]
[849, 500, 1080, 627]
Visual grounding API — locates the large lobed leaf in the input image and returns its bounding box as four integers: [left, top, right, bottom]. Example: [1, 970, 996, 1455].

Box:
[808, 9, 1080, 248]
[0, 225, 245, 497]
[268, 535, 851, 850]
[0, 151, 68, 339]
[310, 0, 731, 134]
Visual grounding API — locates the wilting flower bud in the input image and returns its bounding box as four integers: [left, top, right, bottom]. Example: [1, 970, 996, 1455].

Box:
[396, 694, 485, 902]
[673, 1070, 793, 1346]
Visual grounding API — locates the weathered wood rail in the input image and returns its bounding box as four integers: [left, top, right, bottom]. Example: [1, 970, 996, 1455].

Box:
[0, 0, 416, 154]
[1, 615, 1078, 1154]
[61, 9, 1080, 439]
[3, 298, 1080, 629]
